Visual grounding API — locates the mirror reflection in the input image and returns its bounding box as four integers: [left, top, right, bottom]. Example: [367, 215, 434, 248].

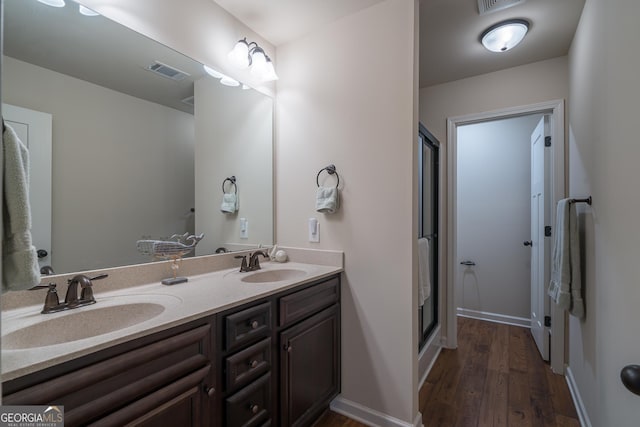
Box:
[2, 0, 274, 275]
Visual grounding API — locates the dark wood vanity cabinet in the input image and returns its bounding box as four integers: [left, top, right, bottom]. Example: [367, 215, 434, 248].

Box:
[2, 273, 341, 427]
[2, 316, 216, 427]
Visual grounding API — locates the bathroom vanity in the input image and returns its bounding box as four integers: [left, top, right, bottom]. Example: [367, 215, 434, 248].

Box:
[1, 260, 341, 427]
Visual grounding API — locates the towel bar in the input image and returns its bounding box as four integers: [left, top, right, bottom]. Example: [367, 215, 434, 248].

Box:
[569, 196, 592, 205]
[222, 176, 237, 194]
[316, 164, 340, 188]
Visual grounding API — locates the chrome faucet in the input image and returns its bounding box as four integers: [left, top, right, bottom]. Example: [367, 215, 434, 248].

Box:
[29, 274, 108, 314]
[248, 251, 269, 271]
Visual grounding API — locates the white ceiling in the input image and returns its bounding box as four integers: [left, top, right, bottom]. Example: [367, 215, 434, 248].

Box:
[212, 0, 586, 88]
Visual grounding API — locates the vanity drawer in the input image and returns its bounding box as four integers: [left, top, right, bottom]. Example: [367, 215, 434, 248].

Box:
[279, 277, 339, 327]
[226, 338, 271, 391]
[225, 302, 272, 351]
[225, 373, 271, 427]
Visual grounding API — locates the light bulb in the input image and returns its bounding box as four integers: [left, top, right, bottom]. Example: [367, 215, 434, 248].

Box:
[228, 39, 251, 69]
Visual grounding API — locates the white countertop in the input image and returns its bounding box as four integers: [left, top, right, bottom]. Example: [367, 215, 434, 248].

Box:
[1, 261, 342, 382]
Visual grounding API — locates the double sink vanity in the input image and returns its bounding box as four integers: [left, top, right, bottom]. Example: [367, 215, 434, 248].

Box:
[1, 249, 343, 427]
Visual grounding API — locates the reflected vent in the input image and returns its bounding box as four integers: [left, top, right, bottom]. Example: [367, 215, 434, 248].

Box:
[477, 0, 526, 15]
[145, 61, 190, 81]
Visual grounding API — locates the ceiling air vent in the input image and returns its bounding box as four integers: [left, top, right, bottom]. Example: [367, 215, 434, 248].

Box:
[477, 0, 526, 15]
[145, 61, 190, 81]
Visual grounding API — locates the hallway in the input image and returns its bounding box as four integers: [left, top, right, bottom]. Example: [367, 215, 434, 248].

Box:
[316, 317, 579, 426]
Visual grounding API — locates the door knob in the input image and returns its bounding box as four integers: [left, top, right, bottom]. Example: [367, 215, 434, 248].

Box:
[523, 241, 532, 246]
[621, 365, 640, 395]
[37, 249, 48, 258]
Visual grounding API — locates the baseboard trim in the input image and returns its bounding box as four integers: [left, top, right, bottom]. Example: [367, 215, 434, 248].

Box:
[330, 396, 422, 427]
[565, 366, 592, 427]
[418, 326, 442, 389]
[457, 308, 530, 328]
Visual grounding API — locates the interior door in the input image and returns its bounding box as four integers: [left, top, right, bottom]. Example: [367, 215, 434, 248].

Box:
[529, 116, 551, 360]
[3, 103, 53, 269]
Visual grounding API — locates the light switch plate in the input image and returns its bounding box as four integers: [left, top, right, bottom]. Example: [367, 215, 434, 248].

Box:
[308, 218, 319, 243]
[240, 218, 248, 239]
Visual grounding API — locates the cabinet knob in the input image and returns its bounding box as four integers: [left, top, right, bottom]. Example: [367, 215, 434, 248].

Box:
[204, 386, 215, 397]
[250, 320, 259, 329]
[283, 343, 292, 353]
[250, 360, 259, 369]
[250, 404, 259, 414]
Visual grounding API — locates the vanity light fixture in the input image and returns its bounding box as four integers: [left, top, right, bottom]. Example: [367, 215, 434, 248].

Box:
[228, 38, 279, 82]
[37, 0, 66, 7]
[480, 19, 529, 52]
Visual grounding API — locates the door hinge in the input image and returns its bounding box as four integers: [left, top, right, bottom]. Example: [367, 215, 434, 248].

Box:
[545, 226, 552, 237]
[544, 316, 551, 327]
[545, 136, 551, 147]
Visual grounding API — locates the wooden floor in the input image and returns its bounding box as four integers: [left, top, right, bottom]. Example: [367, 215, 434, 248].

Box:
[315, 317, 580, 427]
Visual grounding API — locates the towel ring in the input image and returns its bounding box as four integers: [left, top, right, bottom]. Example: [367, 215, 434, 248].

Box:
[316, 164, 340, 188]
[222, 176, 237, 194]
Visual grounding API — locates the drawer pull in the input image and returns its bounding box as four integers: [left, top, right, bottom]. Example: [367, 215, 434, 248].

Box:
[250, 320, 259, 329]
[249, 360, 259, 369]
[250, 404, 259, 414]
[204, 385, 215, 397]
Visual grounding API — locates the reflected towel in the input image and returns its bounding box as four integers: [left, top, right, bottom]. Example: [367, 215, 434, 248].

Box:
[220, 193, 238, 214]
[548, 199, 584, 318]
[316, 186, 339, 214]
[418, 237, 431, 306]
[2, 124, 41, 292]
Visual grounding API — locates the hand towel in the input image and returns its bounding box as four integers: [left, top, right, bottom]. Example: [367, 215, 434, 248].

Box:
[548, 199, 584, 318]
[418, 237, 431, 307]
[2, 124, 41, 292]
[220, 193, 238, 214]
[316, 186, 339, 214]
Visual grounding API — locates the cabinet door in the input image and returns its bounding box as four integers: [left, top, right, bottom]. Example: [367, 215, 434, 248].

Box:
[280, 305, 340, 427]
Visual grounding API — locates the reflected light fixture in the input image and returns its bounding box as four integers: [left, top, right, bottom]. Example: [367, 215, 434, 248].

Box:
[480, 19, 529, 52]
[79, 5, 100, 16]
[37, 0, 66, 7]
[203, 65, 225, 79]
[228, 38, 279, 82]
[220, 76, 240, 87]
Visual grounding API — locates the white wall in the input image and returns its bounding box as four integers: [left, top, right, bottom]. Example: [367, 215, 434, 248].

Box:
[567, 0, 640, 425]
[194, 77, 273, 254]
[456, 115, 542, 319]
[276, 0, 420, 423]
[419, 57, 569, 343]
[2, 56, 194, 273]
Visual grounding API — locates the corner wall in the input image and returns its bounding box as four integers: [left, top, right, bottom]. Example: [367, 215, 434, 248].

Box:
[567, 0, 640, 425]
[275, 0, 420, 424]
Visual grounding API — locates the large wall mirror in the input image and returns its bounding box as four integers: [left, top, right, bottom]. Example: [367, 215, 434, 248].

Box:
[2, 0, 274, 275]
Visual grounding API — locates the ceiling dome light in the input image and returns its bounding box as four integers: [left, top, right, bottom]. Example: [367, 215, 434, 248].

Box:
[37, 0, 66, 7]
[481, 19, 529, 52]
[79, 5, 100, 16]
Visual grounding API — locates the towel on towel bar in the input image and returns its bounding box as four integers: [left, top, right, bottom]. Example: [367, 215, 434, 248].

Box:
[316, 186, 339, 214]
[418, 237, 431, 306]
[220, 193, 238, 214]
[2, 124, 41, 292]
[548, 199, 584, 318]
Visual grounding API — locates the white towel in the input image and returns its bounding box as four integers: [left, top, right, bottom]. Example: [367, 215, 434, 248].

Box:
[316, 186, 339, 214]
[418, 237, 431, 307]
[220, 193, 238, 214]
[548, 199, 584, 318]
[2, 124, 41, 292]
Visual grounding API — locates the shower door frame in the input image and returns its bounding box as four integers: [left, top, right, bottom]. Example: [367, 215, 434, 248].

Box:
[418, 123, 439, 350]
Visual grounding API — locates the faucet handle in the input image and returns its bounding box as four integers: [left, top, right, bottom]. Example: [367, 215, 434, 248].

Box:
[30, 283, 65, 314]
[234, 255, 249, 272]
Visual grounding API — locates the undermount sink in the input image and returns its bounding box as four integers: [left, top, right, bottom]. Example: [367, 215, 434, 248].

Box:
[2, 302, 169, 350]
[240, 268, 307, 283]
